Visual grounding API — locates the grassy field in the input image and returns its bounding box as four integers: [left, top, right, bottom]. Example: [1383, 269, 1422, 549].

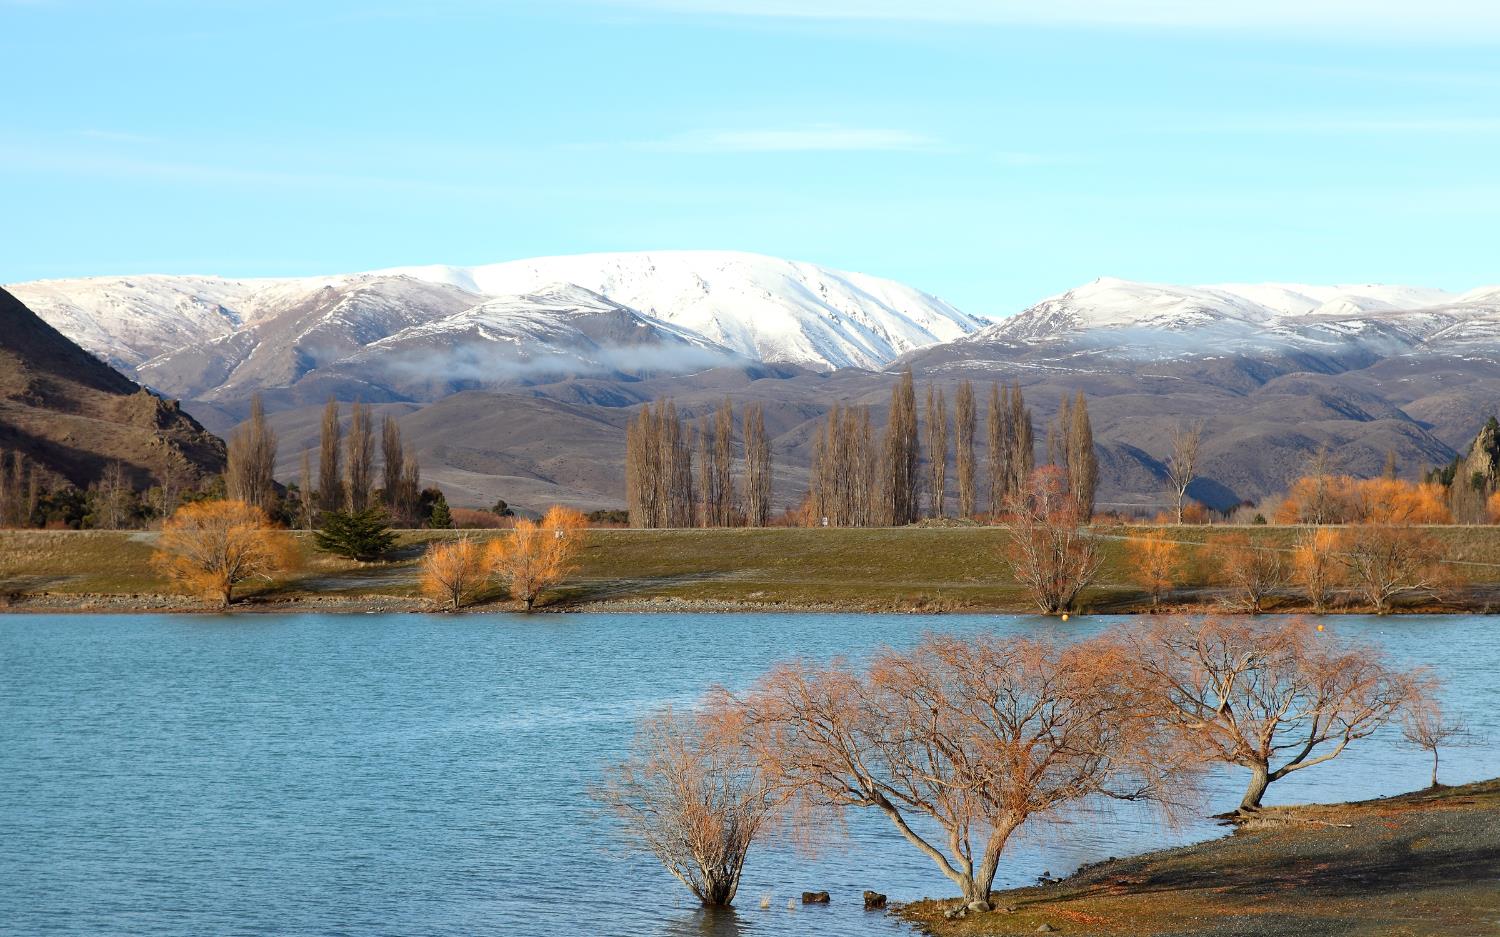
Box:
[3, 525, 1500, 612]
[898, 778, 1500, 937]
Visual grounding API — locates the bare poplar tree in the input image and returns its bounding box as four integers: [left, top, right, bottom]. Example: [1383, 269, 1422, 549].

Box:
[955, 380, 976, 519]
[226, 395, 278, 511]
[1049, 393, 1073, 470]
[1166, 420, 1203, 523]
[880, 370, 920, 526]
[1007, 382, 1034, 498]
[381, 414, 406, 521]
[742, 404, 772, 527]
[986, 383, 1005, 516]
[810, 404, 878, 527]
[714, 399, 734, 526]
[154, 450, 186, 521]
[94, 460, 131, 529]
[662, 401, 695, 528]
[400, 447, 421, 525]
[345, 402, 374, 513]
[626, 407, 656, 528]
[318, 398, 343, 515]
[1068, 391, 1097, 520]
[298, 450, 315, 530]
[923, 385, 948, 518]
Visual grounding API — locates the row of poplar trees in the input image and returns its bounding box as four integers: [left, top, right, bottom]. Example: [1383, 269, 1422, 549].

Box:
[225, 397, 424, 527]
[624, 399, 773, 528]
[810, 373, 1098, 526]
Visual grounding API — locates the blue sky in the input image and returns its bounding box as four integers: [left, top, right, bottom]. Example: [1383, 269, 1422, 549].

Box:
[3, 0, 1499, 315]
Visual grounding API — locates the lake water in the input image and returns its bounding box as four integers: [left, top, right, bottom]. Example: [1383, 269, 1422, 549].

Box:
[2, 613, 1495, 937]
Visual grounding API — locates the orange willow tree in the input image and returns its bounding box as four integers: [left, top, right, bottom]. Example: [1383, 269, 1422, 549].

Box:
[1124, 617, 1425, 813]
[594, 708, 779, 908]
[420, 537, 491, 611]
[489, 505, 587, 611]
[152, 499, 296, 607]
[728, 633, 1189, 909]
[1127, 530, 1183, 608]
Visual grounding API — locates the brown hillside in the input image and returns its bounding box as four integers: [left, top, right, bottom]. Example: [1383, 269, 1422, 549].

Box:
[0, 287, 225, 489]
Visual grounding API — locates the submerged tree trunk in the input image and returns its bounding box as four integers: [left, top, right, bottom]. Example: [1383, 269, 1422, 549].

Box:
[1240, 760, 1271, 811]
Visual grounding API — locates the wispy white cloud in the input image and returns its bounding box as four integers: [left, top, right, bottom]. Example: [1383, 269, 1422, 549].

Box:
[589, 0, 1500, 39]
[632, 125, 946, 153]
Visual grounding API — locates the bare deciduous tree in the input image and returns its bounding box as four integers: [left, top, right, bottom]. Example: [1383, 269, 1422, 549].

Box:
[625, 400, 696, 528]
[1004, 466, 1101, 615]
[1215, 533, 1287, 613]
[1401, 699, 1471, 789]
[318, 398, 343, 515]
[733, 633, 1186, 908]
[924, 385, 948, 518]
[742, 403, 772, 527]
[225, 395, 278, 511]
[596, 708, 778, 908]
[1341, 525, 1445, 614]
[1125, 616, 1423, 812]
[810, 404, 877, 527]
[381, 414, 407, 523]
[954, 380, 977, 518]
[345, 402, 374, 513]
[880, 370, 920, 526]
[1166, 421, 1203, 524]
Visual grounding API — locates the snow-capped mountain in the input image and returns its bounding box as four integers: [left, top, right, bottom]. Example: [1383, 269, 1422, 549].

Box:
[963, 277, 1500, 359]
[378, 251, 983, 371]
[6, 252, 983, 399]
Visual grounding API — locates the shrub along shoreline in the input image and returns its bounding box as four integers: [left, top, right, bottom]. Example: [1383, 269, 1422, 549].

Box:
[3, 525, 1500, 615]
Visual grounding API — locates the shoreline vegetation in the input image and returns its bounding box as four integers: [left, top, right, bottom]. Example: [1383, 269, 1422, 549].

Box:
[895, 778, 1500, 937]
[4, 525, 1500, 615]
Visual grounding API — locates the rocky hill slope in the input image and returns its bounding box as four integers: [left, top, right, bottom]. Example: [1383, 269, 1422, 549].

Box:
[0, 288, 225, 490]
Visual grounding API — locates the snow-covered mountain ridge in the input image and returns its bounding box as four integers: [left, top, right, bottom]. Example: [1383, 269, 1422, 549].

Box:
[968, 276, 1500, 357]
[6, 252, 983, 386]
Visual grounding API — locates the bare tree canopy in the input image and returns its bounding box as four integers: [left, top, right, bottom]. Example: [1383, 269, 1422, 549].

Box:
[731, 632, 1188, 907]
[954, 380, 977, 519]
[595, 709, 779, 908]
[225, 395, 278, 511]
[1166, 420, 1203, 524]
[1005, 466, 1101, 614]
[1124, 616, 1425, 812]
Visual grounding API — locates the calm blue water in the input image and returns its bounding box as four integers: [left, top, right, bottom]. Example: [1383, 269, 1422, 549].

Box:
[1, 613, 1495, 937]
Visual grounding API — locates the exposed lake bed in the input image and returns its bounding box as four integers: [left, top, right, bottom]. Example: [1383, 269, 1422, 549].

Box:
[2, 613, 1495, 936]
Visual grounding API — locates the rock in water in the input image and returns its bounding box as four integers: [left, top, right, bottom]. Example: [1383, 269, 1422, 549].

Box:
[801, 890, 830, 904]
[862, 891, 887, 910]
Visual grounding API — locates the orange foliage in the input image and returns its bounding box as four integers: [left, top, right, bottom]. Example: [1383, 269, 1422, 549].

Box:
[1488, 490, 1500, 524]
[488, 505, 588, 611]
[1276, 475, 1451, 525]
[1127, 531, 1183, 608]
[152, 499, 295, 607]
[1291, 527, 1347, 613]
[420, 537, 492, 610]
